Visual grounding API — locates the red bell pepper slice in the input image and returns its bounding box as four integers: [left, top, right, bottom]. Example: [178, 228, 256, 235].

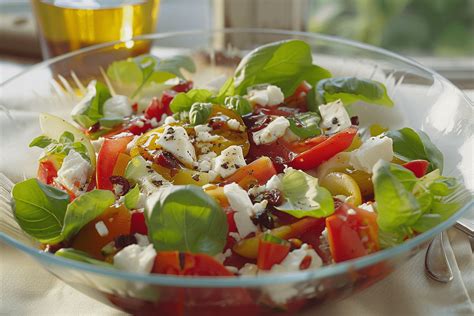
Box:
[289, 127, 357, 170]
[257, 234, 290, 270]
[402, 159, 429, 178]
[130, 212, 148, 235]
[96, 135, 134, 190]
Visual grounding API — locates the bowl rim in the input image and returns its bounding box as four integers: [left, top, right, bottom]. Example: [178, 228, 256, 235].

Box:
[1, 28, 472, 288]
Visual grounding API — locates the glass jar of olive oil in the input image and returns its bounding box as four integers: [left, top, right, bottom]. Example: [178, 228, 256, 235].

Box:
[31, 0, 160, 58]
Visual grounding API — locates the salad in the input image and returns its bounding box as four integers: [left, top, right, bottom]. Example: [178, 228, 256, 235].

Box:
[11, 40, 460, 282]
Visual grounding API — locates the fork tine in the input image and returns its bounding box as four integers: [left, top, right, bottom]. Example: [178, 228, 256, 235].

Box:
[100, 67, 116, 96]
[57, 75, 78, 101]
[70, 71, 86, 94]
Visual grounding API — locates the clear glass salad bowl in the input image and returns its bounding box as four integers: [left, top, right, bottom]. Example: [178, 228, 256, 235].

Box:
[0, 29, 472, 315]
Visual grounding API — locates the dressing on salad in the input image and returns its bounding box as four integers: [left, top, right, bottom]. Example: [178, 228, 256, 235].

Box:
[12, 40, 460, 289]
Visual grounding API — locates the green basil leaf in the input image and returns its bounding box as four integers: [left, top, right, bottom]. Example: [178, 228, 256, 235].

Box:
[59, 131, 75, 144]
[55, 248, 113, 267]
[233, 40, 331, 97]
[72, 81, 112, 129]
[288, 112, 322, 139]
[29, 135, 54, 148]
[385, 127, 444, 172]
[12, 179, 70, 244]
[98, 117, 124, 128]
[61, 190, 115, 240]
[314, 77, 394, 107]
[146, 185, 227, 255]
[124, 185, 140, 209]
[372, 160, 421, 232]
[276, 168, 334, 218]
[107, 54, 196, 98]
[169, 89, 214, 113]
[189, 102, 213, 125]
[213, 77, 235, 104]
[223, 95, 252, 116]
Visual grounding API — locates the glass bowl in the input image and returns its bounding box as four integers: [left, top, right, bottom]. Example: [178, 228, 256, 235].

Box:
[0, 29, 472, 315]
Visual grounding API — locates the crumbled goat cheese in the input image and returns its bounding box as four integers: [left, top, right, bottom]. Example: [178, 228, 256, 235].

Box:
[194, 151, 217, 172]
[214, 249, 232, 264]
[157, 126, 196, 166]
[164, 116, 177, 125]
[134, 233, 150, 247]
[350, 135, 393, 173]
[319, 100, 351, 134]
[55, 150, 91, 195]
[358, 202, 375, 212]
[194, 124, 221, 142]
[223, 183, 258, 237]
[103, 95, 132, 118]
[238, 263, 258, 276]
[263, 244, 323, 304]
[113, 244, 156, 274]
[150, 117, 160, 128]
[248, 85, 284, 106]
[252, 200, 268, 216]
[253, 116, 290, 145]
[227, 119, 244, 131]
[213, 145, 247, 178]
[95, 221, 109, 237]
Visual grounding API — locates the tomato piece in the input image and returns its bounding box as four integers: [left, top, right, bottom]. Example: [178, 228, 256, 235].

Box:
[37, 159, 58, 185]
[72, 205, 131, 259]
[257, 236, 290, 270]
[161, 90, 177, 110]
[289, 127, 357, 170]
[326, 215, 366, 262]
[144, 97, 171, 120]
[96, 135, 134, 190]
[402, 159, 429, 178]
[130, 212, 148, 235]
[172, 80, 193, 93]
[326, 203, 379, 263]
[284, 81, 311, 111]
[233, 217, 325, 259]
[152, 252, 233, 276]
[223, 156, 277, 190]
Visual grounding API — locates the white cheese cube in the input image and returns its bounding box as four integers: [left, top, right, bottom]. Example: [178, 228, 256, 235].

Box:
[113, 244, 157, 274]
[213, 145, 247, 178]
[319, 99, 351, 134]
[248, 85, 284, 106]
[223, 183, 258, 237]
[56, 150, 91, 194]
[95, 221, 109, 237]
[350, 135, 393, 173]
[157, 126, 196, 166]
[252, 116, 290, 145]
[103, 95, 132, 118]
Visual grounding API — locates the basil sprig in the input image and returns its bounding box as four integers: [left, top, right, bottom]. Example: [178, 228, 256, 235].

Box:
[385, 127, 444, 172]
[189, 102, 213, 125]
[309, 77, 394, 111]
[373, 161, 460, 247]
[12, 179, 115, 244]
[146, 185, 227, 256]
[233, 40, 331, 97]
[288, 112, 322, 139]
[107, 54, 196, 98]
[30, 131, 90, 163]
[224, 95, 252, 116]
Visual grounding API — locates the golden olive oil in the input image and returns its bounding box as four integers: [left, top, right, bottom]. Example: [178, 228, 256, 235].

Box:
[31, 0, 160, 58]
